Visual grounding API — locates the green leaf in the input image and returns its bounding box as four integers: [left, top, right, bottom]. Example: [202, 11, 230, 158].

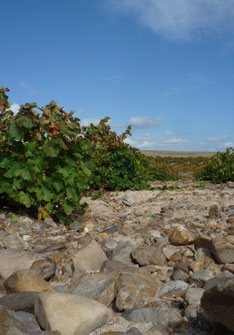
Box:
[18, 191, 31, 208]
[42, 142, 59, 157]
[62, 201, 73, 215]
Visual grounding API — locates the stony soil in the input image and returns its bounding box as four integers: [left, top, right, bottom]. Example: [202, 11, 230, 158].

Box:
[1, 180, 234, 334]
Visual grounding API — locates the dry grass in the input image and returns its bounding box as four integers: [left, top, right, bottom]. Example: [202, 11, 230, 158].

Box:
[142, 150, 215, 158]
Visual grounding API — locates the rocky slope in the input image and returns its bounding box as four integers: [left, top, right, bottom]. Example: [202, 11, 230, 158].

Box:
[0, 180, 234, 334]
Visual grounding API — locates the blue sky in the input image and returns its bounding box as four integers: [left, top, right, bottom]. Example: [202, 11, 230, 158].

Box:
[1, 0, 234, 151]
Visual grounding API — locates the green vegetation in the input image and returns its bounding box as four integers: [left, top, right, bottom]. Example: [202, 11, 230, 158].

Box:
[0, 88, 170, 220]
[1, 88, 233, 221]
[83, 119, 150, 191]
[196, 148, 234, 183]
[0, 88, 93, 220]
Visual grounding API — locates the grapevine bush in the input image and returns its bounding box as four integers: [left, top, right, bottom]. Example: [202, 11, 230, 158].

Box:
[1, 88, 171, 220]
[196, 147, 234, 183]
[0, 88, 93, 219]
[82, 118, 151, 190]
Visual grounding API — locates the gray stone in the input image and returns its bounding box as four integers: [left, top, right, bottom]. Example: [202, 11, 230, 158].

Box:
[123, 307, 183, 327]
[112, 241, 137, 266]
[0, 234, 28, 250]
[0, 305, 28, 334]
[0, 292, 39, 313]
[35, 292, 112, 335]
[71, 272, 117, 306]
[72, 239, 108, 281]
[212, 236, 234, 264]
[191, 269, 213, 286]
[131, 246, 166, 266]
[101, 260, 129, 273]
[185, 287, 204, 305]
[30, 258, 56, 281]
[0, 249, 48, 281]
[159, 280, 188, 297]
[122, 194, 135, 206]
[204, 276, 234, 291]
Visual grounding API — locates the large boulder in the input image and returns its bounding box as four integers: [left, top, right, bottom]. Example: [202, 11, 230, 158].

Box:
[115, 269, 160, 311]
[131, 246, 166, 266]
[4, 270, 53, 293]
[71, 272, 117, 306]
[72, 239, 108, 280]
[201, 277, 234, 331]
[0, 292, 39, 313]
[0, 305, 27, 334]
[0, 249, 50, 281]
[122, 306, 183, 328]
[212, 236, 234, 264]
[35, 292, 112, 335]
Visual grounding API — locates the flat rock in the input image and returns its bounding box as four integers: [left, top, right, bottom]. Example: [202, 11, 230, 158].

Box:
[71, 272, 117, 306]
[122, 306, 183, 327]
[212, 236, 234, 264]
[162, 245, 182, 261]
[72, 239, 108, 281]
[185, 287, 204, 305]
[159, 280, 188, 297]
[115, 269, 160, 311]
[35, 292, 112, 335]
[0, 249, 47, 281]
[101, 260, 129, 273]
[0, 305, 28, 334]
[0, 292, 39, 313]
[4, 270, 53, 293]
[131, 246, 166, 266]
[191, 269, 213, 286]
[0, 234, 28, 249]
[112, 241, 137, 266]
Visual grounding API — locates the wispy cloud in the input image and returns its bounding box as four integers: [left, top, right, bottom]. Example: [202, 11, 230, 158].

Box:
[163, 137, 187, 144]
[124, 131, 189, 149]
[107, 0, 234, 40]
[100, 75, 121, 83]
[206, 135, 229, 142]
[80, 117, 103, 126]
[162, 87, 184, 96]
[129, 116, 161, 129]
[19, 82, 39, 96]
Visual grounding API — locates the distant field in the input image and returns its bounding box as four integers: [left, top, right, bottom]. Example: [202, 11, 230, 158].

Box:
[142, 150, 215, 158]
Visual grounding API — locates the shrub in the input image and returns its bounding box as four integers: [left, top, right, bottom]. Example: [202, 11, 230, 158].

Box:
[0, 88, 93, 219]
[196, 148, 234, 183]
[0, 87, 173, 220]
[82, 118, 151, 190]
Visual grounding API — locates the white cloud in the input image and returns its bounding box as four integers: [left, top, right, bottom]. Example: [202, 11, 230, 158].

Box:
[80, 118, 102, 126]
[162, 87, 184, 96]
[163, 137, 187, 144]
[100, 75, 121, 83]
[129, 116, 161, 129]
[207, 135, 228, 142]
[224, 141, 233, 147]
[10, 103, 20, 114]
[19, 82, 39, 96]
[107, 0, 234, 40]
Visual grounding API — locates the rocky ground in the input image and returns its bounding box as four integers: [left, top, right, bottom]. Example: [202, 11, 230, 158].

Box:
[1, 180, 234, 334]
